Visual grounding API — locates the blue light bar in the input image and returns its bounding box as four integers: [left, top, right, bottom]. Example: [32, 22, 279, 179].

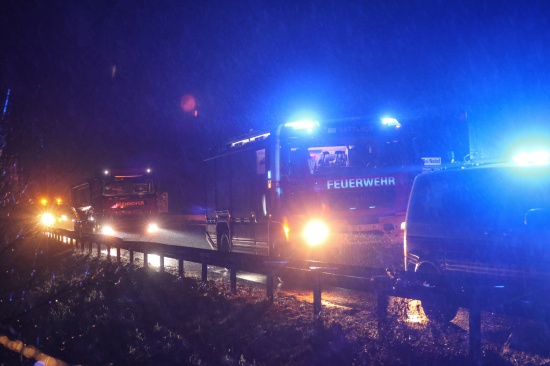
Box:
[284, 120, 318, 131]
[381, 117, 401, 128]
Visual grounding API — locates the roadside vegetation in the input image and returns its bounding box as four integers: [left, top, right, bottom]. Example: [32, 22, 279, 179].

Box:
[1, 219, 550, 365]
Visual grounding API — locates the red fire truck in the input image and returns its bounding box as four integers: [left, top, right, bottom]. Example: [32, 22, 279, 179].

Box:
[204, 116, 468, 267]
[71, 168, 168, 235]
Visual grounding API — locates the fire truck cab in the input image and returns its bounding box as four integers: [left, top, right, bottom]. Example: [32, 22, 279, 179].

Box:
[71, 168, 167, 235]
[205, 116, 467, 268]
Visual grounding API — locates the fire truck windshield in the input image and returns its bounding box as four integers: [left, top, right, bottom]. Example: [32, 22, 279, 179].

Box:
[101, 176, 155, 197]
[283, 135, 410, 177]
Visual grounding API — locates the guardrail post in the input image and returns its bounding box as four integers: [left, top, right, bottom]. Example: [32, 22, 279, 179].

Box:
[264, 261, 288, 302]
[376, 291, 389, 342]
[129, 249, 134, 264]
[200, 254, 208, 282]
[116, 247, 121, 263]
[160, 255, 165, 272]
[202, 263, 208, 282]
[144, 252, 149, 268]
[372, 276, 391, 318]
[88, 240, 92, 255]
[107, 245, 111, 261]
[266, 270, 274, 301]
[310, 268, 322, 317]
[178, 259, 184, 277]
[230, 268, 237, 294]
[377, 292, 389, 318]
[97, 243, 102, 258]
[469, 296, 482, 365]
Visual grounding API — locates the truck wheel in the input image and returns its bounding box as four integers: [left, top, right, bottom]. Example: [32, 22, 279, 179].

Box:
[271, 240, 289, 258]
[421, 289, 459, 323]
[219, 232, 231, 252]
[417, 265, 459, 323]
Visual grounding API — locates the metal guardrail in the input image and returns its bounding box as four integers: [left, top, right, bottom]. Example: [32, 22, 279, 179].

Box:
[45, 227, 485, 363]
[44, 228, 393, 301]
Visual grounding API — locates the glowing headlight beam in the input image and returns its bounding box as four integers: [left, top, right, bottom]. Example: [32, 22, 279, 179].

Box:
[147, 223, 159, 233]
[513, 150, 550, 165]
[302, 220, 330, 246]
[40, 213, 55, 227]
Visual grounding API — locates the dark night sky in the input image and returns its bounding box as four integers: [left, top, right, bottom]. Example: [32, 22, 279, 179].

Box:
[2, 0, 550, 211]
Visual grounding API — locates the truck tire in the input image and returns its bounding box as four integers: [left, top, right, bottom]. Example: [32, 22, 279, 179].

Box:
[219, 232, 231, 252]
[270, 239, 288, 258]
[417, 265, 459, 323]
[421, 288, 459, 323]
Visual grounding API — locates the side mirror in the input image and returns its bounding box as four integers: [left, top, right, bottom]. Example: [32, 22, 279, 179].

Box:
[524, 208, 550, 228]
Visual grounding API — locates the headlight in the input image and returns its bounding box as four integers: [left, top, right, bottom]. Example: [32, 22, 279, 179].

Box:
[302, 220, 330, 246]
[101, 225, 115, 236]
[40, 213, 55, 227]
[60, 215, 68, 222]
[147, 223, 159, 233]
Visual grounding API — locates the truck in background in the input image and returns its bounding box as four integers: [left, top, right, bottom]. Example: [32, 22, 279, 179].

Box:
[204, 115, 469, 268]
[71, 168, 167, 235]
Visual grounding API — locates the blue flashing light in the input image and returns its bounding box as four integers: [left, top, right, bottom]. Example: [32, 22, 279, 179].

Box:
[267, 170, 271, 179]
[513, 150, 550, 166]
[381, 117, 401, 128]
[284, 120, 318, 132]
[2, 89, 10, 117]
